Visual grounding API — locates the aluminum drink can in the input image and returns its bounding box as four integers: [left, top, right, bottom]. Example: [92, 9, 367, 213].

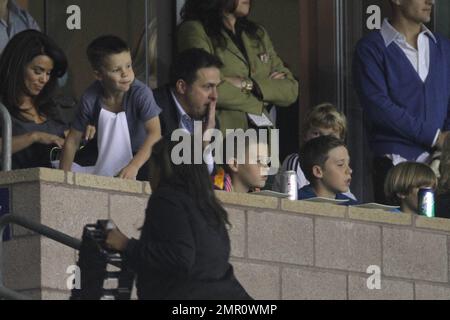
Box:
[281, 171, 298, 200]
[418, 188, 435, 218]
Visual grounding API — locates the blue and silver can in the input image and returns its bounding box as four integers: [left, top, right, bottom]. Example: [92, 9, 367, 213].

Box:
[418, 188, 435, 218]
[281, 171, 298, 201]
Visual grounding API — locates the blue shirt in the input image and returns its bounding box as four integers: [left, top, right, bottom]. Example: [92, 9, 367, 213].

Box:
[170, 90, 195, 134]
[353, 29, 450, 160]
[298, 185, 359, 206]
[72, 79, 161, 153]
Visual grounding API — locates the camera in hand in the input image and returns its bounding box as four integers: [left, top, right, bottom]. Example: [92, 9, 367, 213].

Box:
[70, 220, 135, 300]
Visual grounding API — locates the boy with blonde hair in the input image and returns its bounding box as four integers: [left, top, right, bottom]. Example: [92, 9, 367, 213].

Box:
[300, 103, 347, 142]
[273, 103, 355, 200]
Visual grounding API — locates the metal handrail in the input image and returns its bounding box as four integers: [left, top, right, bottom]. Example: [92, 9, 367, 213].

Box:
[0, 214, 82, 300]
[0, 102, 12, 171]
[0, 285, 29, 300]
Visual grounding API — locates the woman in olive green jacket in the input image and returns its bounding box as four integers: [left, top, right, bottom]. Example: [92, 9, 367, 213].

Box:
[177, 0, 299, 132]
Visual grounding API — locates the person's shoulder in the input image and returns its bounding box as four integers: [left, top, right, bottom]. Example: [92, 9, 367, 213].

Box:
[354, 31, 387, 63]
[433, 32, 449, 43]
[245, 21, 271, 43]
[9, 1, 39, 28]
[45, 117, 68, 134]
[336, 193, 359, 205]
[285, 153, 300, 161]
[129, 79, 152, 95]
[297, 185, 315, 200]
[179, 20, 204, 29]
[298, 185, 310, 192]
[251, 21, 267, 33]
[127, 79, 157, 105]
[9, 113, 26, 126]
[433, 32, 450, 50]
[436, 192, 450, 218]
[130, 78, 147, 89]
[79, 81, 102, 104]
[9, 1, 28, 17]
[437, 192, 450, 202]
[178, 20, 207, 34]
[282, 153, 300, 169]
[150, 185, 195, 210]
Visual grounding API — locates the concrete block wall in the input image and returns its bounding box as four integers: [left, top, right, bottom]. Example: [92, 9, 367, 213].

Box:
[218, 193, 450, 300]
[1, 168, 450, 300]
[1, 168, 148, 299]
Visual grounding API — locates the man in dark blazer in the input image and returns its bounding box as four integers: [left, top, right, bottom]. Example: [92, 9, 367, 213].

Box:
[153, 48, 222, 138]
[153, 48, 223, 174]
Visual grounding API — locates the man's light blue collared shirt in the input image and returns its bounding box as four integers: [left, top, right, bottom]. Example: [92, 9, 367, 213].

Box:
[171, 90, 195, 134]
[170, 90, 215, 174]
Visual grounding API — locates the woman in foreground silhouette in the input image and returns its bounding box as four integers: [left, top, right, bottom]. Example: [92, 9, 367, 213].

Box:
[106, 137, 252, 300]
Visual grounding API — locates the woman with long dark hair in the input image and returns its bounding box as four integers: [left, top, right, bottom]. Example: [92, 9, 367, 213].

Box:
[105, 137, 252, 300]
[0, 30, 94, 169]
[178, 0, 298, 133]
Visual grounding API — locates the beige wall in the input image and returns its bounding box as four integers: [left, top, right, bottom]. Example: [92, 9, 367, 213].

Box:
[1, 168, 450, 300]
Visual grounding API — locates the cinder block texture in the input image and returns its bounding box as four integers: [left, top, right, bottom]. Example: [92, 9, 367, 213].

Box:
[315, 219, 381, 272]
[3, 236, 41, 290]
[12, 183, 41, 236]
[415, 283, 450, 300]
[109, 194, 148, 239]
[248, 211, 313, 265]
[40, 185, 109, 238]
[348, 275, 414, 300]
[383, 228, 448, 283]
[227, 209, 246, 258]
[281, 200, 346, 218]
[282, 268, 347, 300]
[232, 261, 280, 300]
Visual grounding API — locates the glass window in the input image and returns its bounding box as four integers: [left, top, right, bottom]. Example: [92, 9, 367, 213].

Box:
[435, 0, 450, 37]
[44, 0, 156, 100]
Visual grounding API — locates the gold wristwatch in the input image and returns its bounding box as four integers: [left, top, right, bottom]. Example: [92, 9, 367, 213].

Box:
[241, 78, 254, 94]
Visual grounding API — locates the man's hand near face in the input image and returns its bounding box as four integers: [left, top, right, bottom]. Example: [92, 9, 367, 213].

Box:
[202, 99, 216, 149]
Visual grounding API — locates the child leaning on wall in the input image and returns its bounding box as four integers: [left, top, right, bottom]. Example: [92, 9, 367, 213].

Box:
[60, 35, 162, 181]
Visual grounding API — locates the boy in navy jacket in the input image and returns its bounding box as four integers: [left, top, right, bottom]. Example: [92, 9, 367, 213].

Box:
[298, 135, 358, 206]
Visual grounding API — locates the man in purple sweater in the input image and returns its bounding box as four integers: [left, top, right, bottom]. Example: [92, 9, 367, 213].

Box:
[353, 0, 450, 204]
